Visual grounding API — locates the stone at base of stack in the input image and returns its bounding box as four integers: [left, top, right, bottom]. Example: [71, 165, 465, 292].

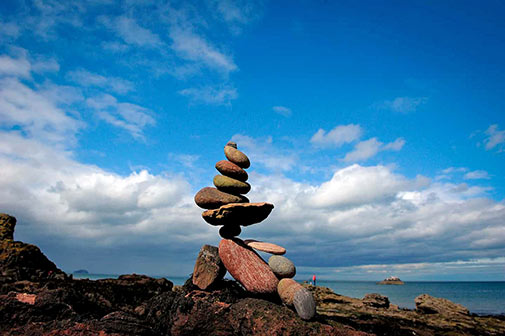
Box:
[278, 278, 316, 320]
[192, 244, 226, 290]
[219, 238, 278, 294]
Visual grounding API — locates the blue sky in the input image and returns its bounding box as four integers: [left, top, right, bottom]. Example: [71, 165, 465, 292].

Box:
[1, 0, 504, 281]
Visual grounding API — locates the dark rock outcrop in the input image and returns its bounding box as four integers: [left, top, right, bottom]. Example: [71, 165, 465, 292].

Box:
[1, 213, 67, 282]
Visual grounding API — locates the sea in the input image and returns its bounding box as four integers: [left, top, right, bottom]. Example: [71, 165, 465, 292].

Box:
[71, 274, 505, 316]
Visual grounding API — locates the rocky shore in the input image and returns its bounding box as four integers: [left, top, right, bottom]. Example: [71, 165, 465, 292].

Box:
[2, 213, 505, 335]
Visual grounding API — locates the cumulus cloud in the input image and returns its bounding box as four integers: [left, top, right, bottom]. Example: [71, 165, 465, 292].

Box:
[0, 49, 59, 78]
[343, 137, 405, 162]
[272, 106, 292, 117]
[310, 124, 363, 147]
[67, 69, 134, 94]
[86, 94, 155, 139]
[483, 124, 505, 151]
[377, 96, 427, 113]
[178, 85, 237, 105]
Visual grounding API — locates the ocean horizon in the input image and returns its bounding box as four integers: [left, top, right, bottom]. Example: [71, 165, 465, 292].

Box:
[71, 273, 505, 316]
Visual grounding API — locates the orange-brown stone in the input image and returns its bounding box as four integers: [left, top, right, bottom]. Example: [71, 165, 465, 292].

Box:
[244, 240, 286, 255]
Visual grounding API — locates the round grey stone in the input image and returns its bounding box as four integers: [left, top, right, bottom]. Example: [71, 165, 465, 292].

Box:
[268, 255, 296, 278]
[293, 288, 316, 320]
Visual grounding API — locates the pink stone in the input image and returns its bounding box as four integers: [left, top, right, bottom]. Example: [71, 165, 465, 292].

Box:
[15, 293, 36, 305]
[219, 238, 278, 294]
[244, 239, 286, 255]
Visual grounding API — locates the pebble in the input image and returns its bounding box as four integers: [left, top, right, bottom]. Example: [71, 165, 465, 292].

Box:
[219, 238, 278, 294]
[226, 141, 237, 148]
[194, 187, 249, 209]
[224, 145, 250, 169]
[213, 175, 251, 195]
[215, 160, 248, 182]
[244, 240, 286, 255]
[293, 287, 316, 320]
[219, 225, 241, 239]
[202, 202, 274, 226]
[192, 245, 226, 290]
[268, 255, 296, 279]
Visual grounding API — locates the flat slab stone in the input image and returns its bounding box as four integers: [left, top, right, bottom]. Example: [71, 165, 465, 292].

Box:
[213, 175, 251, 195]
[202, 202, 274, 226]
[219, 238, 278, 294]
[194, 187, 249, 210]
[244, 240, 286, 255]
[269, 255, 296, 279]
[224, 145, 250, 169]
[215, 160, 248, 182]
[192, 245, 226, 290]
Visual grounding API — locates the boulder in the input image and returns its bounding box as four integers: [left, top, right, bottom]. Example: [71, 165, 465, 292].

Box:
[202, 202, 274, 226]
[192, 245, 226, 290]
[268, 255, 296, 279]
[194, 187, 249, 210]
[219, 238, 278, 294]
[224, 145, 250, 169]
[415, 294, 469, 315]
[363, 293, 390, 308]
[215, 160, 248, 182]
[213, 175, 251, 195]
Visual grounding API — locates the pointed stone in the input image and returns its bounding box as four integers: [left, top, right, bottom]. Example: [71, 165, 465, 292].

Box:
[202, 202, 273, 226]
[194, 187, 249, 210]
[192, 245, 226, 290]
[219, 238, 278, 294]
[244, 240, 286, 255]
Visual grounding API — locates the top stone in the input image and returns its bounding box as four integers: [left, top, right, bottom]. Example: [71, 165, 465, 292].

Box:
[224, 145, 250, 169]
[226, 141, 237, 149]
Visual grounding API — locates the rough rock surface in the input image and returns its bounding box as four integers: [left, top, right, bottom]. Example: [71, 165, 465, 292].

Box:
[415, 293, 469, 315]
[244, 239, 286, 255]
[192, 245, 226, 290]
[213, 175, 251, 195]
[1, 214, 67, 283]
[202, 202, 274, 226]
[194, 187, 249, 209]
[219, 238, 278, 294]
[305, 284, 505, 336]
[224, 145, 250, 168]
[363, 293, 390, 308]
[215, 160, 248, 181]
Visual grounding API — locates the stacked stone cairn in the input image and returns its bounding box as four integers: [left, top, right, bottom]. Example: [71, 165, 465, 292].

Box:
[192, 141, 316, 320]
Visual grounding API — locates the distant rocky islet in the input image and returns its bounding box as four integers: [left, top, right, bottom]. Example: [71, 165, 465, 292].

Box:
[192, 141, 316, 320]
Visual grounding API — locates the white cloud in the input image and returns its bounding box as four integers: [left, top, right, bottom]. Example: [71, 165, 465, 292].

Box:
[206, 0, 261, 34]
[101, 16, 162, 48]
[310, 124, 363, 147]
[0, 77, 82, 143]
[0, 49, 59, 78]
[86, 94, 155, 139]
[169, 27, 237, 73]
[272, 106, 292, 117]
[343, 137, 405, 162]
[378, 96, 427, 113]
[483, 124, 505, 151]
[464, 170, 490, 180]
[231, 134, 297, 172]
[0, 54, 31, 78]
[67, 69, 134, 94]
[178, 85, 237, 105]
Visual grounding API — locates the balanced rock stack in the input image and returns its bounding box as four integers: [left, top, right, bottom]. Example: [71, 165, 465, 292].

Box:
[192, 141, 316, 320]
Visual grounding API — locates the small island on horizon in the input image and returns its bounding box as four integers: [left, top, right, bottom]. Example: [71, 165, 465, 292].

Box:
[377, 276, 405, 285]
[73, 269, 89, 274]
